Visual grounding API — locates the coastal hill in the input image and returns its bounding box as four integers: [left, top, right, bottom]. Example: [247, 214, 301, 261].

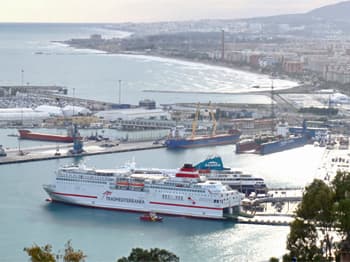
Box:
[108, 1, 350, 37]
[244, 0, 350, 33]
[307, 0, 350, 22]
[248, 0, 350, 23]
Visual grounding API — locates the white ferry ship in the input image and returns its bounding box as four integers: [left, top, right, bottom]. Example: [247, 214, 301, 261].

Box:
[119, 156, 267, 196]
[194, 156, 267, 195]
[43, 163, 242, 219]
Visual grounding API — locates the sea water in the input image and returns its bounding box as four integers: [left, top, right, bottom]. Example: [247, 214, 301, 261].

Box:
[0, 23, 297, 105]
[0, 23, 312, 261]
[0, 145, 325, 261]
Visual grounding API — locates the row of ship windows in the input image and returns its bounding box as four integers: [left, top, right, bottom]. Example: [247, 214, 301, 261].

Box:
[162, 194, 184, 201]
[213, 178, 263, 181]
[161, 194, 226, 204]
[56, 177, 107, 184]
[59, 174, 113, 181]
[163, 182, 201, 188]
[115, 186, 144, 191]
[155, 189, 209, 197]
[60, 174, 113, 181]
[149, 185, 205, 193]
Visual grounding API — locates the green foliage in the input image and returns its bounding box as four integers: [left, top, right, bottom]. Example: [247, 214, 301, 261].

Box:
[286, 219, 324, 261]
[62, 240, 86, 262]
[117, 247, 179, 262]
[332, 171, 350, 202]
[23, 244, 56, 262]
[296, 179, 334, 226]
[269, 257, 279, 262]
[336, 199, 350, 236]
[24, 241, 86, 262]
[332, 172, 350, 238]
[284, 172, 350, 260]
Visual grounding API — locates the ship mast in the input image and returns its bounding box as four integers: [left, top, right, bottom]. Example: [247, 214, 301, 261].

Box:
[208, 101, 217, 136]
[270, 79, 275, 135]
[191, 103, 200, 138]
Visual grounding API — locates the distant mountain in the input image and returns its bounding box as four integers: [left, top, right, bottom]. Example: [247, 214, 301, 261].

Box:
[241, 0, 350, 34]
[307, 1, 350, 21]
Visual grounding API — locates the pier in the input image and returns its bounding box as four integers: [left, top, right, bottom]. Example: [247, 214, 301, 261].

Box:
[0, 140, 165, 165]
[114, 119, 177, 130]
[252, 195, 302, 205]
[113, 119, 191, 130]
[237, 217, 292, 226]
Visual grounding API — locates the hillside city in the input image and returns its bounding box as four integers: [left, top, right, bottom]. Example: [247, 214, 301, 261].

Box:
[3, 1, 350, 262]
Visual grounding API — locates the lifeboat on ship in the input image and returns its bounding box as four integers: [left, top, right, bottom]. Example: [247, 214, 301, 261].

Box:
[116, 181, 129, 187]
[129, 182, 144, 187]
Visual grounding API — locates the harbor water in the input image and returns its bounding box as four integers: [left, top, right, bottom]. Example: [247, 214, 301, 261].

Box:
[0, 144, 325, 261]
[0, 23, 316, 261]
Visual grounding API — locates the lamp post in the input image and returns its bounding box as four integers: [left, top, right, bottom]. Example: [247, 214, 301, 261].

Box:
[73, 87, 75, 116]
[118, 80, 122, 105]
[21, 69, 24, 87]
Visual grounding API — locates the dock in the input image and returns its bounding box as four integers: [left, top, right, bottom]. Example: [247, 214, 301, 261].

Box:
[237, 217, 292, 226]
[0, 140, 165, 165]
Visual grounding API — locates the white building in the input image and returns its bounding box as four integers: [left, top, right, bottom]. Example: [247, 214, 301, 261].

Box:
[35, 105, 91, 117]
[95, 108, 170, 122]
[0, 108, 50, 125]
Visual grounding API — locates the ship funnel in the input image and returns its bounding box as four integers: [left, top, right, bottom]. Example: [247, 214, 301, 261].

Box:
[194, 156, 228, 171]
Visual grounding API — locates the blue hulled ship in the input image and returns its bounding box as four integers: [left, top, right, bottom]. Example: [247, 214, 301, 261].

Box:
[165, 102, 241, 149]
[236, 121, 314, 155]
[165, 129, 241, 149]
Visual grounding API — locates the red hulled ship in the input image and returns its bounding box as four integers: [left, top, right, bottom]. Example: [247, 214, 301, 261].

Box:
[18, 129, 75, 143]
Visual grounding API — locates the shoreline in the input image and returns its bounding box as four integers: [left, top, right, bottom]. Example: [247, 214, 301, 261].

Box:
[119, 52, 317, 94]
[142, 89, 270, 95]
[58, 41, 305, 93]
[114, 50, 301, 85]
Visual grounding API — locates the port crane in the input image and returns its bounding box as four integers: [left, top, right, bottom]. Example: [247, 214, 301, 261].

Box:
[191, 103, 200, 139]
[208, 101, 217, 136]
[56, 97, 84, 154]
[191, 102, 217, 138]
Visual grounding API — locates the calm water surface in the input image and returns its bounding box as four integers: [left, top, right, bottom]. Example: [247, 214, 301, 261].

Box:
[0, 23, 313, 261]
[0, 145, 325, 261]
[0, 23, 297, 105]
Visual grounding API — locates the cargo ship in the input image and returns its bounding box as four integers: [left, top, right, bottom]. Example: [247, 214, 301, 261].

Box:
[259, 135, 309, 155]
[165, 128, 241, 149]
[165, 103, 241, 149]
[236, 122, 309, 155]
[18, 129, 75, 143]
[43, 163, 242, 220]
[235, 135, 276, 154]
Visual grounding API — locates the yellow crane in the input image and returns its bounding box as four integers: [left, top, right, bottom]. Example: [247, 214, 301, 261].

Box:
[208, 101, 217, 136]
[191, 103, 200, 139]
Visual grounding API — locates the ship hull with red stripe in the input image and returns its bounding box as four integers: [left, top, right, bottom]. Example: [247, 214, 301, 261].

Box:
[43, 164, 241, 220]
[18, 129, 74, 143]
[43, 185, 228, 219]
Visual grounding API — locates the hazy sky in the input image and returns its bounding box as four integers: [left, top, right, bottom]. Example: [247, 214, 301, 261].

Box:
[0, 0, 345, 23]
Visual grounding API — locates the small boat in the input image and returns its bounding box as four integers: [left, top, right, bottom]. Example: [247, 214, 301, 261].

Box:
[140, 212, 163, 222]
[0, 145, 7, 157]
